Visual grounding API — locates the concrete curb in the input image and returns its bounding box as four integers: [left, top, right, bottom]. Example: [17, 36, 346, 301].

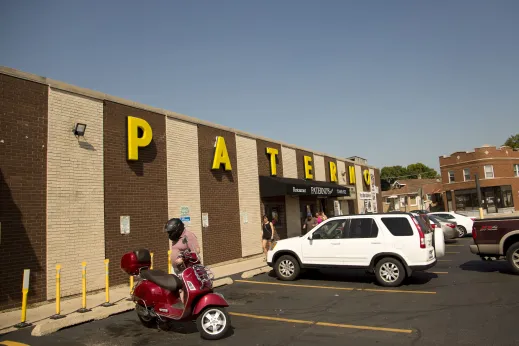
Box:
[28, 277, 233, 337]
[241, 266, 271, 279]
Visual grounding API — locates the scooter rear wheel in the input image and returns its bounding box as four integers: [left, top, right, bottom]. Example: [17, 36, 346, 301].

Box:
[137, 310, 156, 328]
[196, 307, 231, 340]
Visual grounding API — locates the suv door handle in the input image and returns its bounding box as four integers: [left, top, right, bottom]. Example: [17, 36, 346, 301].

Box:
[331, 242, 340, 245]
[371, 242, 381, 245]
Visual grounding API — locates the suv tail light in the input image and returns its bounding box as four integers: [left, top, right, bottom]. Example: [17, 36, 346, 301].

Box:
[431, 224, 436, 229]
[472, 226, 477, 240]
[446, 223, 456, 228]
[411, 217, 426, 249]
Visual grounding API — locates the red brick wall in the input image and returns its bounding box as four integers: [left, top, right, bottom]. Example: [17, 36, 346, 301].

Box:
[324, 156, 336, 183]
[256, 139, 283, 177]
[197, 125, 242, 265]
[296, 150, 314, 180]
[103, 102, 168, 285]
[0, 75, 47, 310]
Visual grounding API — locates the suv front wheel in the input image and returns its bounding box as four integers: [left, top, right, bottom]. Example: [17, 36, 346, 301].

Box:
[375, 257, 406, 287]
[274, 255, 300, 281]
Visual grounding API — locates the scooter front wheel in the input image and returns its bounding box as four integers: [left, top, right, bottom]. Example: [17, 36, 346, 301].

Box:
[196, 307, 231, 340]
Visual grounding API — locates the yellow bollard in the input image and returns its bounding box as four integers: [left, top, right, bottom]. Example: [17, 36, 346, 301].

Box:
[50, 264, 65, 319]
[126, 275, 134, 301]
[168, 250, 172, 274]
[14, 269, 32, 328]
[101, 259, 114, 307]
[77, 261, 91, 313]
[150, 252, 154, 269]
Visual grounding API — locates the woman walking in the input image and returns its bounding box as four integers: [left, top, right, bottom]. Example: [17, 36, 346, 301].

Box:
[261, 215, 276, 261]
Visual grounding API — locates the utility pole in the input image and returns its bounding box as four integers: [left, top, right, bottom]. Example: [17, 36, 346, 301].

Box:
[475, 173, 484, 219]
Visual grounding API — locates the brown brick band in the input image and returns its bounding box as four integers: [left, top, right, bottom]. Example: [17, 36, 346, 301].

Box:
[0, 75, 48, 310]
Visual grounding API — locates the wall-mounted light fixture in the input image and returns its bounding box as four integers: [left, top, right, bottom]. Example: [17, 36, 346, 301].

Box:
[73, 123, 87, 138]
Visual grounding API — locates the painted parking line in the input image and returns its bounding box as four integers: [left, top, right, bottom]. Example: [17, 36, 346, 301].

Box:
[230, 312, 413, 334]
[446, 251, 460, 254]
[0, 341, 30, 346]
[234, 280, 436, 294]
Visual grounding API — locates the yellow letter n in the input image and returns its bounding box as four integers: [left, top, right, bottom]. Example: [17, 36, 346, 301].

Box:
[304, 155, 313, 180]
[127, 116, 153, 161]
[329, 161, 337, 182]
[266, 147, 279, 176]
[348, 166, 356, 184]
[212, 136, 232, 171]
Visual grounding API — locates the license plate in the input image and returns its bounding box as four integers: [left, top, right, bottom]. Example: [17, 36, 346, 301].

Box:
[429, 250, 435, 260]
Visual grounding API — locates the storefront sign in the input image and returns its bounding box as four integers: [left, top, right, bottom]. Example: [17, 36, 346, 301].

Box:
[329, 161, 338, 182]
[287, 184, 350, 197]
[369, 168, 378, 213]
[304, 156, 313, 180]
[348, 166, 356, 184]
[359, 192, 373, 200]
[212, 136, 232, 171]
[266, 147, 279, 176]
[127, 116, 153, 161]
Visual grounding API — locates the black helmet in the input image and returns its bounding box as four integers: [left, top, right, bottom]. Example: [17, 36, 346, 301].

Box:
[164, 218, 185, 242]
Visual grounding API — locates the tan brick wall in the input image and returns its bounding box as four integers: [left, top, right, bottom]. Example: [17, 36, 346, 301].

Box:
[166, 119, 203, 260]
[47, 89, 105, 298]
[314, 154, 326, 182]
[285, 196, 301, 238]
[337, 161, 347, 185]
[236, 135, 262, 257]
[281, 146, 297, 179]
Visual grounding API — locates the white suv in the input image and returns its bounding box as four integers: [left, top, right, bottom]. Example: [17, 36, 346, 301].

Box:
[267, 213, 445, 287]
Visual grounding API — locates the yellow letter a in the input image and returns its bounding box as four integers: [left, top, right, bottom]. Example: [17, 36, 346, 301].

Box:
[212, 136, 232, 171]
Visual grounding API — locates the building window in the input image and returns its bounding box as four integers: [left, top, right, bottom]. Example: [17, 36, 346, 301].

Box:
[448, 171, 455, 183]
[463, 168, 470, 181]
[484, 165, 494, 179]
[514, 164, 519, 177]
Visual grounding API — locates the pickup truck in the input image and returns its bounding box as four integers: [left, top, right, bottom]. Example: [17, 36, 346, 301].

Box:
[470, 216, 519, 274]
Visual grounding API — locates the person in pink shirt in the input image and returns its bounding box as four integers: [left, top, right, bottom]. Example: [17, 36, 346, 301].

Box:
[315, 212, 323, 224]
[165, 218, 201, 273]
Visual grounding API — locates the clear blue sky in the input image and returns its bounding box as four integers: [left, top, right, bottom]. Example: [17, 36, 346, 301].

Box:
[1, 1, 518, 171]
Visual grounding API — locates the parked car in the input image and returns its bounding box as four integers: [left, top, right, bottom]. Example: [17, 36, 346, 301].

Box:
[428, 215, 457, 240]
[267, 213, 445, 287]
[410, 210, 428, 214]
[428, 211, 475, 237]
[470, 216, 519, 274]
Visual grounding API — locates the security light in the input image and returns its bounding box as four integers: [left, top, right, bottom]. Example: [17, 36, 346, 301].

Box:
[74, 123, 87, 137]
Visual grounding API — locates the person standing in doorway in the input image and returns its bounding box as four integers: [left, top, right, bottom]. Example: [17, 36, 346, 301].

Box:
[316, 212, 323, 224]
[302, 213, 317, 234]
[261, 215, 276, 261]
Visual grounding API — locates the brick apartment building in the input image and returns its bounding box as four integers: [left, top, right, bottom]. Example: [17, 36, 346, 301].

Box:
[440, 145, 519, 217]
[0, 66, 382, 310]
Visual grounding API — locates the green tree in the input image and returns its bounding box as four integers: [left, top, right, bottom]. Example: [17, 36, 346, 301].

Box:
[504, 134, 519, 149]
[380, 163, 439, 191]
[406, 163, 439, 179]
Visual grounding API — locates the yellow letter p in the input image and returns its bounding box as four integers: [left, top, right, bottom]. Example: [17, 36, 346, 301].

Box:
[127, 116, 153, 161]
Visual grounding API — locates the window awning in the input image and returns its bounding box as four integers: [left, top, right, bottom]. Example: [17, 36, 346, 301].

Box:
[259, 176, 351, 198]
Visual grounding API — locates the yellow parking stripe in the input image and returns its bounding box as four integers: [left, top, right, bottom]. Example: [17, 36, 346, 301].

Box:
[0, 341, 31, 346]
[230, 312, 413, 334]
[235, 279, 436, 294]
[430, 271, 448, 274]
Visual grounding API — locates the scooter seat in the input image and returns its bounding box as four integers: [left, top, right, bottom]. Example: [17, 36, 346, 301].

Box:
[140, 269, 182, 292]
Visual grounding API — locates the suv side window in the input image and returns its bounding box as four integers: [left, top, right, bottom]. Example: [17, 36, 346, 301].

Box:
[345, 218, 379, 238]
[381, 217, 414, 236]
[312, 219, 347, 240]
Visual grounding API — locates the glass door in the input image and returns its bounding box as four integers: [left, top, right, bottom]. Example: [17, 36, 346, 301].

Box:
[484, 188, 498, 213]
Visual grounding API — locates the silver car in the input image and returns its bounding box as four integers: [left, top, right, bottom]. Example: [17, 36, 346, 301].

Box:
[428, 215, 458, 240]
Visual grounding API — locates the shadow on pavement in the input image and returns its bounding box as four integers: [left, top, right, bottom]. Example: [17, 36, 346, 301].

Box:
[460, 260, 515, 275]
[268, 268, 436, 287]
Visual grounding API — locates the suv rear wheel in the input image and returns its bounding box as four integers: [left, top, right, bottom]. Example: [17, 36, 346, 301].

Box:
[274, 255, 300, 281]
[375, 257, 406, 287]
[505, 242, 519, 274]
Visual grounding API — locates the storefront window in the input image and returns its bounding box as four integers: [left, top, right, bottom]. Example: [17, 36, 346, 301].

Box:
[454, 186, 514, 212]
[454, 189, 478, 211]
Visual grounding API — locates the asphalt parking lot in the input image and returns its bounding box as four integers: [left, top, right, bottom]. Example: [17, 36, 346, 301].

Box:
[2, 237, 518, 346]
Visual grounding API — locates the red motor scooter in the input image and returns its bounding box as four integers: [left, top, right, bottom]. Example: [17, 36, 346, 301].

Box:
[120, 249, 231, 340]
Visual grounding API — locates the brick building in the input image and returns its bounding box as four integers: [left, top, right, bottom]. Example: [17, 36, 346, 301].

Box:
[0, 66, 382, 310]
[439, 145, 519, 217]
